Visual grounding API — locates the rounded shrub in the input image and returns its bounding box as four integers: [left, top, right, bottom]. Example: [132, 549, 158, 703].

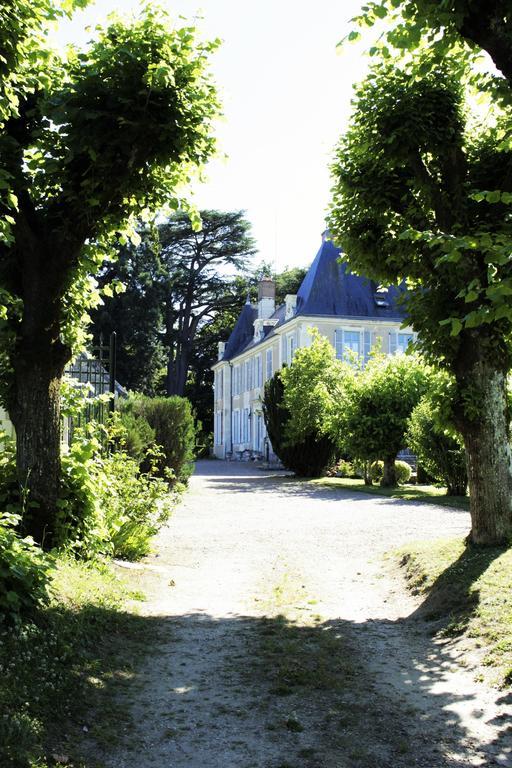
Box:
[370, 459, 412, 485]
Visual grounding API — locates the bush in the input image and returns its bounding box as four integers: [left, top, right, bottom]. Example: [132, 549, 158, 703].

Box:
[117, 409, 156, 467]
[54, 430, 108, 556]
[100, 447, 175, 560]
[370, 459, 412, 485]
[407, 399, 467, 496]
[122, 395, 195, 484]
[0, 513, 52, 625]
[328, 459, 355, 478]
[262, 370, 338, 478]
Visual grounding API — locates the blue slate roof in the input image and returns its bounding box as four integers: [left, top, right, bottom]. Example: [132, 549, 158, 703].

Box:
[223, 300, 257, 361]
[220, 236, 407, 362]
[296, 238, 406, 320]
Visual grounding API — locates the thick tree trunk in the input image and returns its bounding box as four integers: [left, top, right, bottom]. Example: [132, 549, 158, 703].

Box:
[381, 456, 397, 487]
[166, 341, 191, 397]
[7, 224, 71, 546]
[456, 361, 512, 545]
[10, 353, 64, 545]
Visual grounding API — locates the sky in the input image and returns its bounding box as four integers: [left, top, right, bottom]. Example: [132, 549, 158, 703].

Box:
[53, 0, 372, 272]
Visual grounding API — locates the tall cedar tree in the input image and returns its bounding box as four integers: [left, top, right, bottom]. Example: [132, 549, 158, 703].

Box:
[93, 236, 307, 432]
[0, 2, 219, 543]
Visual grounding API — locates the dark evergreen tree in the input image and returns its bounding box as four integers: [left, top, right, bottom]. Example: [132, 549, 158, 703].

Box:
[262, 370, 337, 478]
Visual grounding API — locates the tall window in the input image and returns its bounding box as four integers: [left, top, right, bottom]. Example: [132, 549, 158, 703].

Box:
[218, 368, 224, 399]
[397, 333, 414, 354]
[244, 360, 250, 391]
[266, 348, 273, 379]
[233, 365, 240, 395]
[335, 329, 361, 361]
[242, 408, 251, 442]
[232, 410, 240, 444]
[256, 354, 262, 387]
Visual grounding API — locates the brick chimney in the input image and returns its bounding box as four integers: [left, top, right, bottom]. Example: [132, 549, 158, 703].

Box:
[257, 277, 275, 319]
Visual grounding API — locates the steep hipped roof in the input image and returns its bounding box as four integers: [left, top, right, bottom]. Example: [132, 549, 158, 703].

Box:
[219, 236, 407, 363]
[223, 300, 257, 361]
[296, 238, 406, 320]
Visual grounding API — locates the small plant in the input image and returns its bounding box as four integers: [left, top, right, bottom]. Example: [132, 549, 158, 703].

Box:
[0, 512, 52, 625]
[100, 446, 175, 561]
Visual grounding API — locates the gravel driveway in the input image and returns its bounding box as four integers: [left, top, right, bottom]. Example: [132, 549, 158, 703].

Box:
[99, 460, 511, 768]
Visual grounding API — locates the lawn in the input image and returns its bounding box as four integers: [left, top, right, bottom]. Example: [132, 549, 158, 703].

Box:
[310, 477, 469, 510]
[396, 538, 512, 687]
[0, 556, 153, 768]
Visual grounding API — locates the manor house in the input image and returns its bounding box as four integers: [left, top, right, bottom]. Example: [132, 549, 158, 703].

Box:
[212, 232, 414, 460]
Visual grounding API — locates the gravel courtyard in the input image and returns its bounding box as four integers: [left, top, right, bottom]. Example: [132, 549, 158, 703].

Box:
[100, 460, 511, 768]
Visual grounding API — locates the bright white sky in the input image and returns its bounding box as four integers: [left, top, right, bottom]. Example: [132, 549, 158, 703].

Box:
[53, 0, 371, 271]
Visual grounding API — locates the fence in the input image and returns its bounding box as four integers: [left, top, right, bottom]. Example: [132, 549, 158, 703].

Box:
[64, 332, 118, 445]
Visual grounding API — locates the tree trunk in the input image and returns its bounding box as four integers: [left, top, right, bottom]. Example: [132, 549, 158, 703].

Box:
[363, 461, 372, 486]
[9, 344, 68, 547]
[166, 340, 191, 397]
[6, 226, 71, 546]
[456, 359, 512, 545]
[381, 456, 397, 487]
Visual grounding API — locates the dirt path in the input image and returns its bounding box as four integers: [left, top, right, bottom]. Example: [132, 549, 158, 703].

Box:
[97, 460, 511, 768]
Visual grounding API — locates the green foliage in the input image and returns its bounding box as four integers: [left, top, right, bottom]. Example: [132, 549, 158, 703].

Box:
[100, 448, 174, 561]
[0, 1, 220, 534]
[342, 353, 431, 466]
[281, 330, 356, 445]
[369, 459, 412, 485]
[54, 429, 108, 555]
[122, 395, 196, 484]
[0, 512, 52, 626]
[0, 417, 178, 560]
[0, 555, 148, 768]
[328, 46, 512, 373]
[92, 211, 256, 400]
[117, 409, 157, 467]
[1, 3, 221, 358]
[407, 398, 468, 496]
[262, 369, 338, 478]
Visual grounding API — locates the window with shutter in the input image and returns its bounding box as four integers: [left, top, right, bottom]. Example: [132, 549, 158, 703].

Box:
[266, 348, 273, 379]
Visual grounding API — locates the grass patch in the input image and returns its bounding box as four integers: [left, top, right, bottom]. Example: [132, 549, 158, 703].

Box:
[310, 477, 469, 510]
[0, 555, 153, 768]
[396, 538, 512, 686]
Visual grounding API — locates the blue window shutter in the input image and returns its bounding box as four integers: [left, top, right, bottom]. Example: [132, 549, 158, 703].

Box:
[364, 330, 371, 363]
[334, 329, 342, 360]
[389, 331, 397, 354]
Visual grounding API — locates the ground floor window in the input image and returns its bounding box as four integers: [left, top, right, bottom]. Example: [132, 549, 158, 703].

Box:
[232, 409, 240, 444]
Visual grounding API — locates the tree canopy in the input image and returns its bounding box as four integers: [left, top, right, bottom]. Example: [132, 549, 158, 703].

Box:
[0, 1, 220, 541]
[330, 10, 512, 543]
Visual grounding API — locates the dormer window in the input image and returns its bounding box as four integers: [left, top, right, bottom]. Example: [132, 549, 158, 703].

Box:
[285, 294, 297, 320]
[374, 284, 390, 307]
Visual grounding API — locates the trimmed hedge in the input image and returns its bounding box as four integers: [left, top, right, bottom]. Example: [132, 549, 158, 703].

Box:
[121, 395, 195, 484]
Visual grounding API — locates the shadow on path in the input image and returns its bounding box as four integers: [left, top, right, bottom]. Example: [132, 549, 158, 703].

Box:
[81, 606, 511, 768]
